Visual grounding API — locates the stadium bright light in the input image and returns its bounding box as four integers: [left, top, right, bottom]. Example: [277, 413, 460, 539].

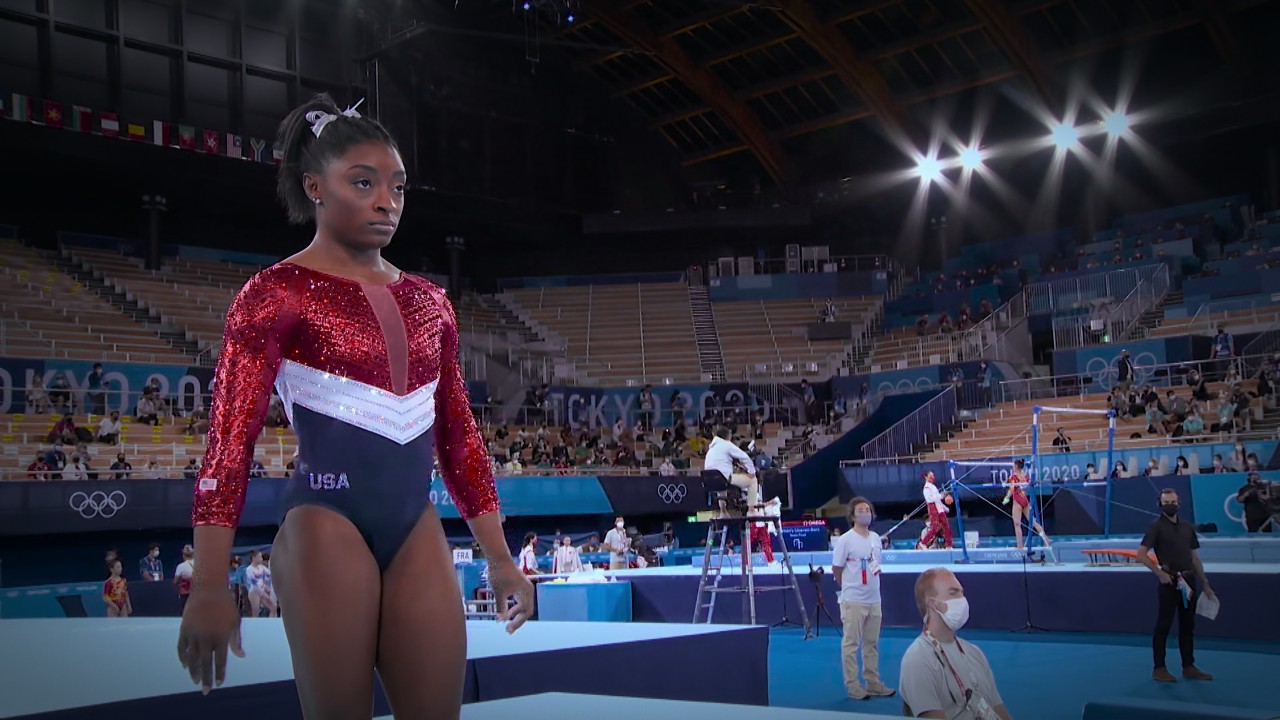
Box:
[959, 146, 983, 171]
[1103, 112, 1130, 136]
[1050, 122, 1079, 150]
[915, 156, 942, 183]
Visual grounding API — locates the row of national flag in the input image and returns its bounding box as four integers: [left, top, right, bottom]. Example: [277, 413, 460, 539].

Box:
[0, 92, 282, 163]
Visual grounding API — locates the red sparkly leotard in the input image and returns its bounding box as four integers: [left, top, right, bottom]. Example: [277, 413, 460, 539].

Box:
[192, 262, 497, 569]
[1007, 470, 1030, 509]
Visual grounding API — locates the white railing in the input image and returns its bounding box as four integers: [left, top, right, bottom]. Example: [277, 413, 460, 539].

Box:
[1052, 264, 1169, 349]
[862, 385, 957, 460]
[1024, 265, 1156, 315]
[994, 350, 1272, 404]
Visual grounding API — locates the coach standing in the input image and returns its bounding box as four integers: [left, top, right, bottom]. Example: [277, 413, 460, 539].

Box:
[1137, 488, 1215, 683]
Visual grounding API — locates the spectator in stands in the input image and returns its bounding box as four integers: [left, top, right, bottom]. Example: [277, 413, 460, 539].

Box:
[822, 297, 837, 323]
[1112, 461, 1129, 479]
[96, 411, 122, 445]
[86, 362, 109, 416]
[136, 393, 160, 426]
[669, 389, 685, 427]
[638, 384, 655, 431]
[182, 458, 199, 479]
[140, 543, 164, 581]
[899, 568, 1009, 720]
[1224, 363, 1241, 386]
[1211, 326, 1234, 380]
[1084, 463, 1102, 481]
[956, 306, 971, 331]
[43, 442, 66, 479]
[1143, 458, 1161, 477]
[800, 380, 817, 423]
[915, 314, 929, 336]
[1245, 453, 1260, 472]
[1229, 441, 1246, 471]
[504, 456, 523, 473]
[48, 415, 78, 445]
[831, 391, 847, 422]
[1204, 454, 1235, 474]
[1213, 390, 1236, 435]
[145, 457, 162, 478]
[1181, 410, 1205, 441]
[265, 391, 289, 428]
[25, 378, 51, 414]
[1253, 362, 1275, 407]
[978, 298, 993, 320]
[1174, 456, 1190, 474]
[27, 454, 51, 480]
[1052, 428, 1071, 453]
[47, 373, 72, 414]
[1145, 396, 1168, 437]
[937, 312, 953, 334]
[1116, 350, 1134, 392]
[110, 453, 132, 480]
[249, 455, 268, 479]
[1112, 254, 1124, 265]
[66, 453, 90, 481]
[948, 364, 964, 387]
[1186, 368, 1210, 402]
[658, 457, 676, 476]
[1166, 392, 1189, 424]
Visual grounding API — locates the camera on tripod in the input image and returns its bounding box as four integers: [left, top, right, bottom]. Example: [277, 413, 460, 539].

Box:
[1255, 480, 1280, 511]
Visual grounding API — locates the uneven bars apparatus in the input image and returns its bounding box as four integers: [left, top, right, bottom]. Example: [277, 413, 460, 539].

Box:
[947, 458, 1034, 564]
[1031, 406, 1117, 536]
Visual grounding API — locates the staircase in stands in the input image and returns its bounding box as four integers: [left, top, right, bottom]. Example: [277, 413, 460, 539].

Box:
[476, 294, 546, 344]
[47, 248, 206, 363]
[687, 285, 726, 382]
[1128, 289, 1184, 341]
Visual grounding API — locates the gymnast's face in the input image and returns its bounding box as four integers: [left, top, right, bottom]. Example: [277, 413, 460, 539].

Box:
[306, 140, 406, 252]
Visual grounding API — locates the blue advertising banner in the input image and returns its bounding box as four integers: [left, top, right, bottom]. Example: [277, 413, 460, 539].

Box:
[543, 382, 778, 430]
[429, 475, 613, 519]
[0, 357, 214, 416]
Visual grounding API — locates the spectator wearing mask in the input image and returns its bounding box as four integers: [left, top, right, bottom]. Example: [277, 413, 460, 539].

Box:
[1052, 428, 1071, 453]
[552, 536, 584, 574]
[110, 453, 132, 480]
[181, 458, 199, 479]
[96, 411, 122, 444]
[1084, 463, 1102, 481]
[86, 362, 109, 415]
[658, 458, 676, 476]
[1211, 327, 1234, 380]
[135, 393, 160, 426]
[1116, 350, 1134, 392]
[65, 453, 90, 481]
[900, 568, 1011, 719]
[27, 454, 51, 480]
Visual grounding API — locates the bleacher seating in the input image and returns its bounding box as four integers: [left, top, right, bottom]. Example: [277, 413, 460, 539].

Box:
[504, 283, 701, 385]
[0, 240, 187, 364]
[714, 296, 880, 379]
[925, 379, 1262, 463]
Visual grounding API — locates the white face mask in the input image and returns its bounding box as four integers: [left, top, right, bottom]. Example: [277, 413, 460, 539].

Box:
[616, 522, 625, 529]
[933, 597, 969, 631]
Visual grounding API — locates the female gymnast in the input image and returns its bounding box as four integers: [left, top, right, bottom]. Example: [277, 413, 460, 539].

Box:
[103, 559, 131, 618]
[518, 533, 541, 575]
[243, 550, 276, 618]
[1003, 459, 1047, 550]
[918, 470, 953, 549]
[176, 93, 534, 719]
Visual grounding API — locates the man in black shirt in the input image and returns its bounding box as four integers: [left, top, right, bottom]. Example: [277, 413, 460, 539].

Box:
[1236, 473, 1273, 533]
[1138, 489, 1215, 683]
[1116, 350, 1134, 392]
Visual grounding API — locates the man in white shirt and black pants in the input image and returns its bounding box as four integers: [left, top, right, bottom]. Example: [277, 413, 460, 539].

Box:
[832, 497, 895, 700]
[701, 427, 758, 515]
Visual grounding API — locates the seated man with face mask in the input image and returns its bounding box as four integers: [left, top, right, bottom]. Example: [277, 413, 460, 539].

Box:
[900, 568, 1012, 720]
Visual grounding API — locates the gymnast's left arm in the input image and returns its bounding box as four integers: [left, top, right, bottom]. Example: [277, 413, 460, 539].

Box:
[431, 290, 535, 630]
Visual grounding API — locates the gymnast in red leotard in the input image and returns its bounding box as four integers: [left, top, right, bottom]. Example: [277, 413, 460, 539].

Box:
[1004, 459, 1046, 550]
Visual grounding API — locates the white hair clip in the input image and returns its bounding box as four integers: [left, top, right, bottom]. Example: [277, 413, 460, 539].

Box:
[305, 98, 366, 138]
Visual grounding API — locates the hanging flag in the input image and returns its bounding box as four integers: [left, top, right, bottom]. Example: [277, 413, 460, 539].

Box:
[152, 120, 171, 146]
[43, 100, 63, 128]
[8, 93, 31, 122]
[202, 129, 220, 153]
[100, 111, 119, 137]
[226, 133, 242, 159]
[178, 124, 196, 150]
[249, 137, 266, 163]
[128, 123, 146, 141]
[70, 105, 91, 132]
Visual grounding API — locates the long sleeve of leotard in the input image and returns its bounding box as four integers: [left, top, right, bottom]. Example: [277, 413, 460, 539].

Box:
[432, 290, 499, 519]
[192, 274, 294, 528]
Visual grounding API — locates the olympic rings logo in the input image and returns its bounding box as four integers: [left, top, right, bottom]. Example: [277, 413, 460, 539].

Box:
[1222, 492, 1246, 528]
[69, 490, 127, 519]
[657, 483, 687, 504]
[1084, 351, 1158, 389]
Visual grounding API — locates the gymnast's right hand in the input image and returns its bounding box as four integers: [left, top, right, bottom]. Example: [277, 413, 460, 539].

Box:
[177, 590, 245, 695]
